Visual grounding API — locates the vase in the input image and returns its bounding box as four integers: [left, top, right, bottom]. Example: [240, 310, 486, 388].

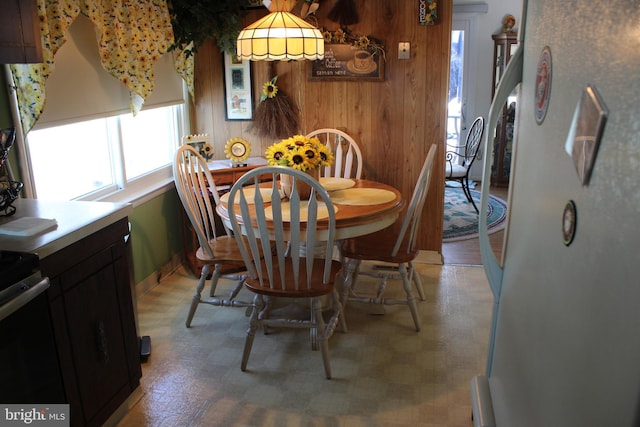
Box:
[280, 167, 320, 199]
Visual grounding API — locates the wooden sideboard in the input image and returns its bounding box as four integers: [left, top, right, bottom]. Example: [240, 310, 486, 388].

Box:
[181, 157, 267, 276]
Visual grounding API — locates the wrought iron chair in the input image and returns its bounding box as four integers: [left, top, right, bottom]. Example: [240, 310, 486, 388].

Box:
[338, 144, 437, 332]
[227, 166, 344, 379]
[445, 116, 484, 213]
[173, 145, 251, 328]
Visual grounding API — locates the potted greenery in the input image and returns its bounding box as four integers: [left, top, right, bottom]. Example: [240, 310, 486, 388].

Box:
[167, 0, 256, 55]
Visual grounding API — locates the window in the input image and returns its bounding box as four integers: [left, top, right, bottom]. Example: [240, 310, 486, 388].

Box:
[26, 104, 185, 202]
[11, 13, 188, 204]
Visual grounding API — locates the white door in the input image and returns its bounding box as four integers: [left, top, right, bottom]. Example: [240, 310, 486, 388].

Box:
[447, 19, 471, 150]
[448, 12, 484, 183]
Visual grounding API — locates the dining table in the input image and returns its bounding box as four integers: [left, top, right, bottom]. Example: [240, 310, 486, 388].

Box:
[216, 176, 404, 242]
[216, 175, 404, 338]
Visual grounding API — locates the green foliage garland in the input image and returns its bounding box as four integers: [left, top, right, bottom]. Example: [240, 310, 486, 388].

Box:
[167, 0, 249, 56]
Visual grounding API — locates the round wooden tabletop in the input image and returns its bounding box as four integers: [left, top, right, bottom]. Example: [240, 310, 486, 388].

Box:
[217, 179, 404, 240]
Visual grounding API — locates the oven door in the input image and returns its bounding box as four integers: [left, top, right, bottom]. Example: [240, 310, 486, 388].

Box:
[0, 272, 66, 403]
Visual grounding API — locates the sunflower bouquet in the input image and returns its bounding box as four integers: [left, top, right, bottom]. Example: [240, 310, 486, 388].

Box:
[265, 135, 334, 172]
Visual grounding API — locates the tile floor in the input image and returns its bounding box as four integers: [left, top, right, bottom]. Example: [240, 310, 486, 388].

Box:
[116, 260, 493, 427]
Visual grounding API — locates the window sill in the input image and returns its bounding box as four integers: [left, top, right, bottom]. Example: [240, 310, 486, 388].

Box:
[96, 178, 175, 208]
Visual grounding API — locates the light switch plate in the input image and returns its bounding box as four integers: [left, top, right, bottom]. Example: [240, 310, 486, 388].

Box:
[398, 42, 410, 60]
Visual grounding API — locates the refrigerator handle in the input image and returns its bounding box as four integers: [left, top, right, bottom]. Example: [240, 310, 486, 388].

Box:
[479, 45, 524, 300]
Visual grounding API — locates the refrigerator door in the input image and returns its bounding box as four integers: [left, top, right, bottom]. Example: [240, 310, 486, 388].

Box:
[470, 12, 525, 427]
[473, 0, 640, 426]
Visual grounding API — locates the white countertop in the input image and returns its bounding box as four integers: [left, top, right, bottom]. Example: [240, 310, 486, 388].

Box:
[0, 199, 132, 259]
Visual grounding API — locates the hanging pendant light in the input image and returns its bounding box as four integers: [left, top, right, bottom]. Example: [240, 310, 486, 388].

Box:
[237, 0, 324, 61]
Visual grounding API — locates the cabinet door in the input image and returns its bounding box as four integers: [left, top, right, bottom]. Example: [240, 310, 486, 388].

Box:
[61, 249, 133, 425]
[42, 219, 141, 427]
[0, 0, 43, 63]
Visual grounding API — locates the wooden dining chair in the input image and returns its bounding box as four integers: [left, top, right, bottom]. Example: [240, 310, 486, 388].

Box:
[306, 128, 364, 260]
[338, 144, 437, 332]
[306, 128, 363, 179]
[173, 145, 251, 328]
[227, 166, 345, 379]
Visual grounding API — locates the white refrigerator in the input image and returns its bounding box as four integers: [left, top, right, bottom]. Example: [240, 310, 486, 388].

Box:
[471, 0, 640, 426]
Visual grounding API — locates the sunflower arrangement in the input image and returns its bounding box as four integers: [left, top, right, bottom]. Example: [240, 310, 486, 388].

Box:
[265, 135, 334, 172]
[321, 27, 385, 60]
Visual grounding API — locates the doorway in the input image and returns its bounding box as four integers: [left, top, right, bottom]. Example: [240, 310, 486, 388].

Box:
[447, 18, 473, 151]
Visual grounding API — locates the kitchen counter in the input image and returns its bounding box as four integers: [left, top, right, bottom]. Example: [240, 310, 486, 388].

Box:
[0, 198, 132, 258]
[0, 198, 141, 426]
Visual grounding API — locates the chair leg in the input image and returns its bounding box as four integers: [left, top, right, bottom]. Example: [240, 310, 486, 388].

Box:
[310, 301, 319, 351]
[312, 297, 332, 379]
[186, 263, 212, 328]
[409, 261, 426, 301]
[462, 177, 479, 213]
[336, 289, 348, 334]
[339, 258, 361, 331]
[241, 293, 262, 372]
[399, 264, 421, 332]
[208, 263, 223, 296]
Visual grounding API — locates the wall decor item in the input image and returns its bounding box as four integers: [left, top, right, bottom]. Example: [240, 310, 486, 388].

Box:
[250, 76, 300, 139]
[182, 134, 214, 160]
[564, 85, 608, 186]
[535, 46, 552, 125]
[309, 28, 385, 81]
[301, 0, 320, 19]
[223, 52, 253, 120]
[562, 200, 577, 246]
[502, 14, 516, 33]
[224, 137, 252, 166]
[418, 0, 437, 26]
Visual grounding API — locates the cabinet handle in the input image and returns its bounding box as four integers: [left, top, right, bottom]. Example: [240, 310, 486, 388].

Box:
[96, 320, 110, 364]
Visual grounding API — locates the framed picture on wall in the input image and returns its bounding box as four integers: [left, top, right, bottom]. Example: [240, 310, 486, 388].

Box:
[223, 52, 253, 121]
[309, 44, 385, 81]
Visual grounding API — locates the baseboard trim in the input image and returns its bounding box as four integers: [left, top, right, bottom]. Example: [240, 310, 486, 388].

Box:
[135, 253, 184, 296]
[415, 250, 443, 265]
[102, 386, 144, 427]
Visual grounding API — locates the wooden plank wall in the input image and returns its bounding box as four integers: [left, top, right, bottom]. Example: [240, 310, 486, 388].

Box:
[192, 0, 451, 254]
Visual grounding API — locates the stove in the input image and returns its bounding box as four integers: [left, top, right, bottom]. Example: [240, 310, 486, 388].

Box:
[0, 250, 64, 404]
[0, 251, 39, 290]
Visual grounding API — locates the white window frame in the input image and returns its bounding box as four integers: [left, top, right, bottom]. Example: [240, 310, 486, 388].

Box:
[4, 63, 189, 206]
[28, 101, 188, 206]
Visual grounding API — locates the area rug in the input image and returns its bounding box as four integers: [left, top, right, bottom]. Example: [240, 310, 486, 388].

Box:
[443, 187, 507, 242]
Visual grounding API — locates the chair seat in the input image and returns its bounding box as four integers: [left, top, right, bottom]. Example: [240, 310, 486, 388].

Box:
[195, 235, 248, 264]
[446, 163, 467, 178]
[339, 216, 419, 264]
[244, 258, 343, 298]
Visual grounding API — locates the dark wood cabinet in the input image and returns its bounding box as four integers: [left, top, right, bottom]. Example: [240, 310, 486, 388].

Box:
[0, 0, 43, 64]
[41, 218, 141, 427]
[491, 31, 518, 187]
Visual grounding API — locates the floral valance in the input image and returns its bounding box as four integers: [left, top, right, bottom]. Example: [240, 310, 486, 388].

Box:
[10, 0, 193, 134]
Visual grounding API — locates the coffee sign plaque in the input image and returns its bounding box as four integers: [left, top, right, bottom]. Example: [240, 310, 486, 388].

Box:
[309, 44, 385, 81]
